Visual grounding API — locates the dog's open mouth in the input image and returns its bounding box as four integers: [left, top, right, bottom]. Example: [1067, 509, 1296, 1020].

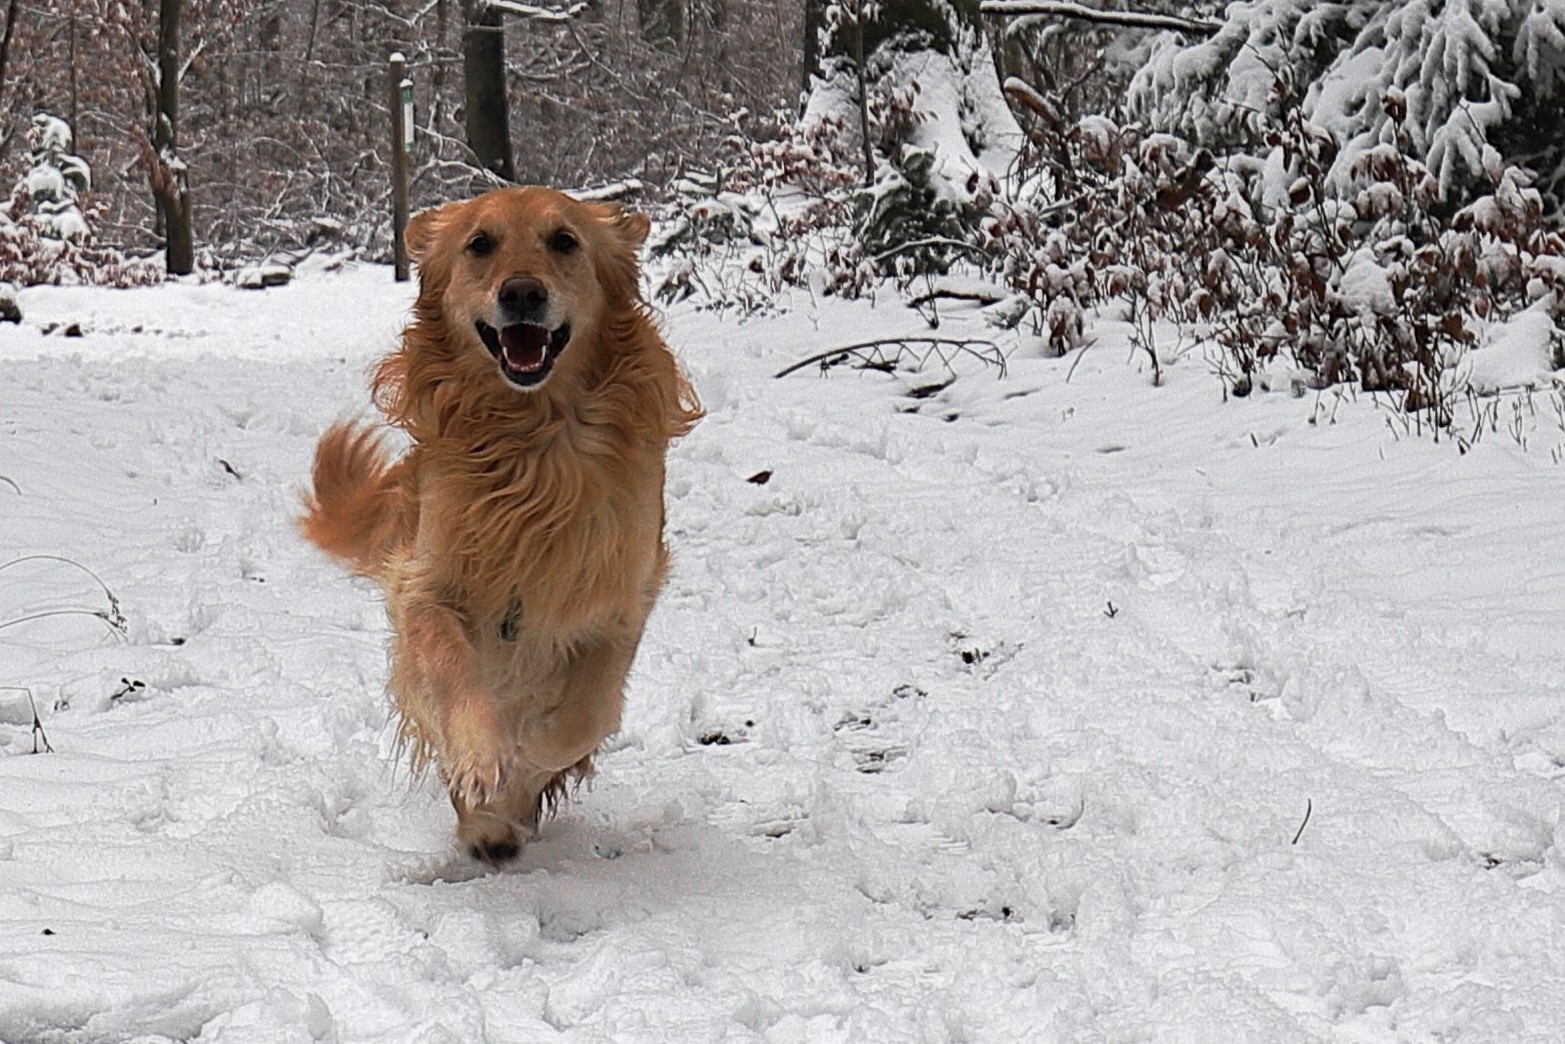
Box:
[476, 321, 572, 388]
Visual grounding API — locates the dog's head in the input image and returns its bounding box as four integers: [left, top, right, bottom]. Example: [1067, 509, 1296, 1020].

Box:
[406, 187, 650, 392]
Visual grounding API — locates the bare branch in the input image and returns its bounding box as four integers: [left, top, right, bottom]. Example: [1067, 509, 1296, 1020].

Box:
[978, 1, 1221, 36]
[1002, 76, 1059, 125]
[872, 237, 988, 264]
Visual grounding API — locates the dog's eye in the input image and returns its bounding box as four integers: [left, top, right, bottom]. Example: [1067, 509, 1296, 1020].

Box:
[467, 232, 494, 257]
[547, 229, 578, 255]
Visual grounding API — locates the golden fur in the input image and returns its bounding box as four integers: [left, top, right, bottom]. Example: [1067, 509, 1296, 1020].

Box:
[300, 186, 700, 864]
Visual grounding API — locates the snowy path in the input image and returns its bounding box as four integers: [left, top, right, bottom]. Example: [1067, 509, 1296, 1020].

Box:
[2, 268, 1564, 1042]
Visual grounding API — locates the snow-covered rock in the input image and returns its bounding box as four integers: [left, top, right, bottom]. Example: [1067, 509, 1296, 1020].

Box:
[234, 263, 294, 290]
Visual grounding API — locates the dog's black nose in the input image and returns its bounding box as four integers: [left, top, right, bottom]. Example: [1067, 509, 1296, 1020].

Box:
[498, 276, 548, 320]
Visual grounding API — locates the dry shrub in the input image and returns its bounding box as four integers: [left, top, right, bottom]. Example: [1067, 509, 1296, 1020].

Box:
[982, 78, 1565, 419]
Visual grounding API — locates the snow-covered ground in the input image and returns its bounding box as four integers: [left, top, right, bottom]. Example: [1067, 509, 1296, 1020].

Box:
[3, 265, 1565, 1043]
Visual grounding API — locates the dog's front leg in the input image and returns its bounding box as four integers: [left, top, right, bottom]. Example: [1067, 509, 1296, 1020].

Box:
[390, 575, 512, 807]
[518, 627, 641, 774]
[447, 629, 638, 867]
[449, 630, 638, 866]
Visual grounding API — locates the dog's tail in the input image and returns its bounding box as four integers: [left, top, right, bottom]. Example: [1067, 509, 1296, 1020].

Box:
[299, 423, 413, 578]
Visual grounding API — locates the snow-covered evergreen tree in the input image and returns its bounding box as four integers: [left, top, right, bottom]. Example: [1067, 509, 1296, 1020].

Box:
[828, 0, 1021, 173]
[15, 113, 92, 241]
[1128, 0, 1565, 213]
[1, 113, 158, 287]
[802, 0, 1022, 272]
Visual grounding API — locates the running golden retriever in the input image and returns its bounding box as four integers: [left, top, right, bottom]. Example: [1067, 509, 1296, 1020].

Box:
[300, 186, 701, 864]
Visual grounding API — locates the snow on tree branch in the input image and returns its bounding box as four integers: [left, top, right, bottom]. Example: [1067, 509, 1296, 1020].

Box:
[481, 0, 588, 22]
[569, 179, 645, 201]
[978, 1, 1220, 37]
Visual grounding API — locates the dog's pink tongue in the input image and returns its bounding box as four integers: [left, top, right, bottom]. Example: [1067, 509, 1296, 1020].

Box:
[500, 324, 548, 372]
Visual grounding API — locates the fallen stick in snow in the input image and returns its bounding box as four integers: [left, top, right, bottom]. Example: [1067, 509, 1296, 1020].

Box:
[774, 337, 1007, 380]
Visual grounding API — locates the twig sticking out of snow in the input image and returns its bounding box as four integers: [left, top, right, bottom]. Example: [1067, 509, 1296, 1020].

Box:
[1291, 798, 1313, 845]
[0, 688, 53, 754]
[0, 554, 127, 639]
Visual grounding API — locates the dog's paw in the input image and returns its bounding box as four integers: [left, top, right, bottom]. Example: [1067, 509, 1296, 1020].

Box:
[439, 697, 513, 807]
[444, 759, 506, 808]
[441, 741, 511, 807]
[455, 806, 534, 867]
[466, 827, 524, 867]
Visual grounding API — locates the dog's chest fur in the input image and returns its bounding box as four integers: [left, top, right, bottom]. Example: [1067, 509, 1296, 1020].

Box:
[423, 414, 664, 641]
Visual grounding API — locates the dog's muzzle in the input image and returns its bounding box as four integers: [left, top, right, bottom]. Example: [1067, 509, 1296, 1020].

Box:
[477, 276, 571, 389]
[476, 320, 572, 388]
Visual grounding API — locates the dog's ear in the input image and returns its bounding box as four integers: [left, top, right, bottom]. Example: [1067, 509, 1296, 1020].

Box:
[406, 201, 466, 264]
[585, 201, 650, 304]
[587, 202, 651, 253]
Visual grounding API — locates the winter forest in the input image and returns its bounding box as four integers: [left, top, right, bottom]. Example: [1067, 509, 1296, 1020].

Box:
[4, 0, 1564, 411]
[4, 1, 1565, 1041]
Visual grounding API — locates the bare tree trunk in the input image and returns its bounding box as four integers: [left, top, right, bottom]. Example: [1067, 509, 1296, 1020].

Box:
[837, 0, 981, 58]
[156, 0, 195, 275]
[69, 10, 80, 142]
[0, 0, 20, 111]
[463, 0, 515, 181]
[713, 0, 730, 73]
[303, 0, 323, 65]
[802, 0, 823, 109]
[822, 1, 986, 181]
[298, 0, 323, 118]
[638, 0, 682, 46]
[432, 0, 449, 128]
[853, 9, 872, 185]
